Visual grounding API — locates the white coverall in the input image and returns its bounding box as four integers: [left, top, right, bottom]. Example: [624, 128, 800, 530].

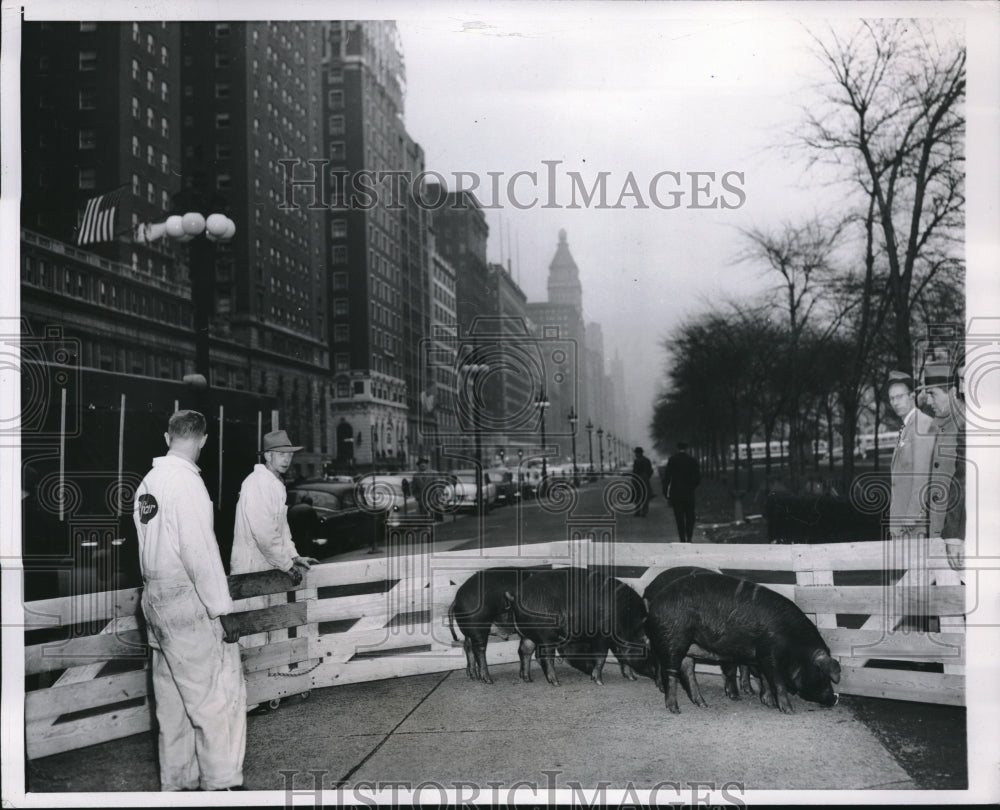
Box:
[134, 453, 246, 791]
[230, 464, 299, 575]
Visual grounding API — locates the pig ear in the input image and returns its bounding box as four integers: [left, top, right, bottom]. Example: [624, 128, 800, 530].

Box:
[788, 662, 805, 690]
[814, 651, 842, 684]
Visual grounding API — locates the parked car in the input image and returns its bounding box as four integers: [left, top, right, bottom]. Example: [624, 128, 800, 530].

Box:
[443, 470, 498, 511]
[354, 473, 417, 516]
[485, 467, 517, 505]
[285, 482, 382, 555]
[517, 464, 544, 499]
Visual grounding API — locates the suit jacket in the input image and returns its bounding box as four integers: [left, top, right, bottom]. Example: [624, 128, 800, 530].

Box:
[662, 452, 701, 501]
[889, 408, 935, 535]
[927, 411, 961, 538]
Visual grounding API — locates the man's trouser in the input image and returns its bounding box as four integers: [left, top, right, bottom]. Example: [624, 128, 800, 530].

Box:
[672, 497, 696, 541]
[143, 580, 247, 791]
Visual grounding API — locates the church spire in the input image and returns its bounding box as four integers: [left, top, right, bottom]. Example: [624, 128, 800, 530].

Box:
[547, 229, 582, 309]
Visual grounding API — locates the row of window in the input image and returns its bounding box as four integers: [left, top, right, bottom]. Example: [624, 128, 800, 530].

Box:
[130, 97, 170, 138]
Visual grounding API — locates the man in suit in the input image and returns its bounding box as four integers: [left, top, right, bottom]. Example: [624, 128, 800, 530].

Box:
[661, 442, 701, 541]
[631, 447, 654, 517]
[887, 370, 935, 540]
[920, 362, 964, 547]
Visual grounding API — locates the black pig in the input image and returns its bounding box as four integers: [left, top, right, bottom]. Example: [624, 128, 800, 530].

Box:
[504, 567, 653, 686]
[448, 567, 538, 684]
[644, 567, 759, 701]
[645, 568, 840, 713]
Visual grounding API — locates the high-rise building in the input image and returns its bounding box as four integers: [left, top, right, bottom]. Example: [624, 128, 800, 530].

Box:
[432, 190, 491, 339]
[323, 21, 419, 471]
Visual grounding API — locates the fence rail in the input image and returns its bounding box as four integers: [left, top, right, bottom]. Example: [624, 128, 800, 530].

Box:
[23, 538, 964, 760]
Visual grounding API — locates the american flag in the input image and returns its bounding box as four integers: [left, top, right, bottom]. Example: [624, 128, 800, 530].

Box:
[76, 186, 126, 246]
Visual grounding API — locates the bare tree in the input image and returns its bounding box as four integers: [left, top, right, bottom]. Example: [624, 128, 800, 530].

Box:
[800, 20, 965, 372]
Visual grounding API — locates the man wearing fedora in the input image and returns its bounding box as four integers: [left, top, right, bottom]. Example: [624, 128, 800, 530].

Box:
[231, 429, 318, 577]
[921, 361, 965, 545]
[887, 369, 935, 540]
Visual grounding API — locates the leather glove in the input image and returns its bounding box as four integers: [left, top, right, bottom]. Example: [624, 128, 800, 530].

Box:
[220, 613, 241, 644]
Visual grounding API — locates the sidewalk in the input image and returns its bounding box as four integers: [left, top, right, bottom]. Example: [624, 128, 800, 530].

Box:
[27, 660, 915, 795]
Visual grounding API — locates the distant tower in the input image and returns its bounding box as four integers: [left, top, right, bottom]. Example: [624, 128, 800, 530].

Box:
[547, 229, 583, 310]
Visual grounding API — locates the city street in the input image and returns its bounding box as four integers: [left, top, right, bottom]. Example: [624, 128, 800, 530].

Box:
[328, 473, 682, 562]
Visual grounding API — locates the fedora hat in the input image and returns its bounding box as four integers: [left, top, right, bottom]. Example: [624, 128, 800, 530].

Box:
[919, 362, 952, 391]
[885, 369, 915, 393]
[262, 429, 303, 453]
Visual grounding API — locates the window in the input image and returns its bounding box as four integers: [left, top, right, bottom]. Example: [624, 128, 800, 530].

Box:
[147, 145, 155, 165]
[215, 23, 231, 37]
[147, 182, 155, 204]
[215, 112, 231, 129]
[161, 153, 169, 173]
[132, 22, 140, 42]
[334, 324, 349, 342]
[79, 51, 96, 71]
[217, 174, 232, 190]
[328, 68, 343, 83]
[328, 90, 343, 109]
[78, 168, 96, 189]
[332, 246, 347, 264]
[161, 117, 169, 138]
[146, 69, 154, 91]
[329, 141, 345, 161]
[215, 54, 231, 69]
[334, 354, 349, 372]
[38, 55, 50, 72]
[161, 45, 168, 66]
[331, 218, 347, 238]
[146, 107, 154, 129]
[216, 144, 232, 160]
[131, 96, 140, 118]
[215, 82, 230, 99]
[80, 21, 97, 32]
[332, 271, 348, 290]
[161, 81, 168, 102]
[132, 173, 140, 195]
[79, 130, 96, 149]
[80, 90, 96, 110]
[161, 190, 170, 210]
[146, 34, 154, 54]
[333, 298, 348, 316]
[328, 115, 345, 136]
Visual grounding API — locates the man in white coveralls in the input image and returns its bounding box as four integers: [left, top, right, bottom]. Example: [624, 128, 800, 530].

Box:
[133, 409, 246, 791]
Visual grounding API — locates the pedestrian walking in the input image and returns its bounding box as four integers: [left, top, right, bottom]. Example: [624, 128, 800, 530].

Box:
[133, 410, 246, 791]
[662, 441, 701, 541]
[411, 457, 443, 521]
[631, 447, 653, 517]
[886, 370, 935, 541]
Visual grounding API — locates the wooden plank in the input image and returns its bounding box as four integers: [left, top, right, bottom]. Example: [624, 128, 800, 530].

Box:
[307, 592, 395, 624]
[54, 616, 138, 686]
[819, 628, 965, 665]
[797, 569, 837, 629]
[309, 625, 448, 664]
[26, 702, 152, 760]
[240, 636, 311, 674]
[22, 587, 142, 630]
[228, 568, 302, 600]
[837, 665, 964, 706]
[794, 585, 966, 616]
[25, 668, 148, 723]
[602, 542, 796, 570]
[228, 601, 307, 636]
[794, 538, 950, 572]
[26, 628, 147, 674]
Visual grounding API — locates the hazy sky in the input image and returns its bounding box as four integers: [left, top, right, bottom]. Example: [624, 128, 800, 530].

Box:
[395, 10, 863, 446]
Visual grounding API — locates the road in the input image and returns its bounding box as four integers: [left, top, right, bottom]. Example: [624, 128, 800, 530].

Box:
[326, 473, 679, 562]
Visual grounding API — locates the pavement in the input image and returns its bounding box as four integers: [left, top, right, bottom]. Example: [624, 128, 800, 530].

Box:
[27, 659, 915, 797]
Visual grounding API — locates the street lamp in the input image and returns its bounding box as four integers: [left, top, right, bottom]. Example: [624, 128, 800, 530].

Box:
[585, 420, 594, 477]
[140, 209, 236, 382]
[567, 407, 579, 487]
[597, 426, 605, 476]
[464, 361, 490, 513]
[535, 390, 550, 482]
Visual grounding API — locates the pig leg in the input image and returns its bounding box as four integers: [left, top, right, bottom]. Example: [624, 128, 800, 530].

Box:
[740, 665, 758, 697]
[679, 656, 707, 708]
[619, 661, 638, 681]
[590, 649, 608, 685]
[758, 659, 794, 713]
[722, 662, 741, 700]
[472, 639, 494, 685]
[517, 637, 536, 683]
[463, 637, 478, 680]
[539, 643, 561, 686]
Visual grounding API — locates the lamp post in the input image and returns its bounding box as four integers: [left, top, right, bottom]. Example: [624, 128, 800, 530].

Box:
[139, 208, 236, 382]
[464, 361, 490, 513]
[568, 407, 579, 487]
[597, 426, 605, 476]
[585, 420, 594, 477]
[535, 390, 550, 482]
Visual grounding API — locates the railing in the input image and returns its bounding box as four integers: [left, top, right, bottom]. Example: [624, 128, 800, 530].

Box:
[23, 534, 964, 760]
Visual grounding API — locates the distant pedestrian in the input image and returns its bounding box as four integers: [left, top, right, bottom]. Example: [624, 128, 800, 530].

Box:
[411, 457, 443, 522]
[631, 447, 653, 517]
[662, 442, 701, 541]
[886, 370, 935, 541]
[133, 410, 246, 791]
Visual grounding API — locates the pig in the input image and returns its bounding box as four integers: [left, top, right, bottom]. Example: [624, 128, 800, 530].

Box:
[643, 567, 759, 701]
[645, 567, 840, 714]
[504, 567, 654, 686]
[448, 567, 538, 684]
